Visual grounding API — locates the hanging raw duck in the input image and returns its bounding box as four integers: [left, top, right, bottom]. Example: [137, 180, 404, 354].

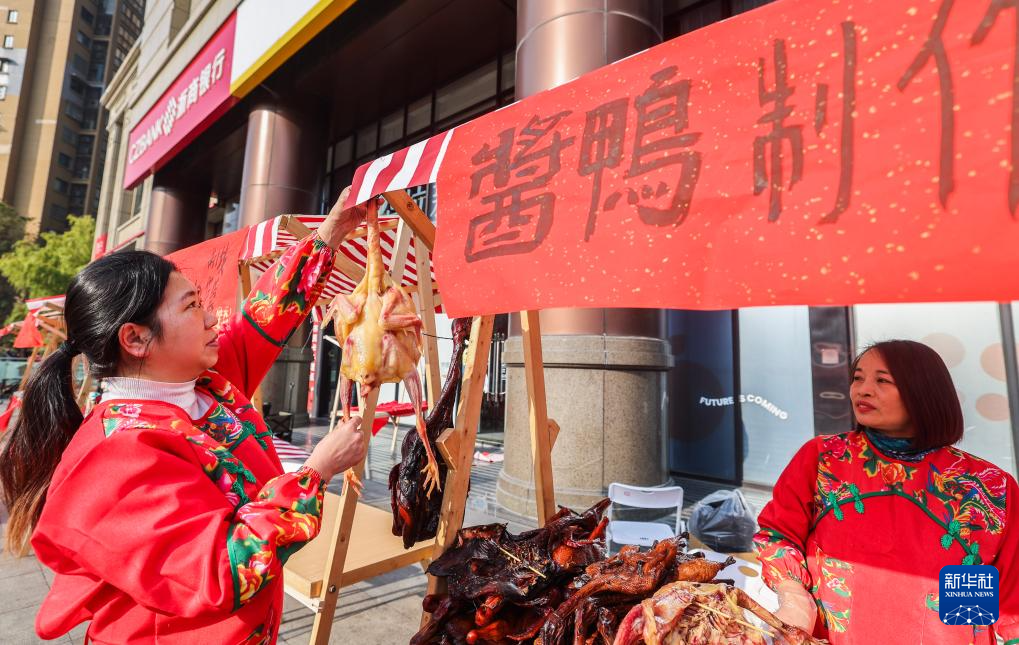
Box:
[325, 196, 441, 497]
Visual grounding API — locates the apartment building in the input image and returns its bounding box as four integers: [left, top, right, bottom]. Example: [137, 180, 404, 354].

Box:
[0, 0, 142, 236]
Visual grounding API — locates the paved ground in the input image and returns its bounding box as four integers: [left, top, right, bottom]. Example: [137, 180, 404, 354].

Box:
[0, 421, 534, 644]
[0, 420, 772, 644]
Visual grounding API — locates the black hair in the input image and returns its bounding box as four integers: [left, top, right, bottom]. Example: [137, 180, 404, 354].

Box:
[0, 250, 176, 555]
[852, 339, 964, 451]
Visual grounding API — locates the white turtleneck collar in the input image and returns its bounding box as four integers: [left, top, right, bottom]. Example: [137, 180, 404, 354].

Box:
[100, 376, 214, 420]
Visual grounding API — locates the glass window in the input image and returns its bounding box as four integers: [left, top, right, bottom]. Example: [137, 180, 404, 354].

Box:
[0, 59, 9, 73]
[739, 307, 816, 486]
[436, 98, 496, 131]
[677, 3, 725, 35]
[76, 31, 91, 48]
[6, 10, 17, 24]
[379, 109, 403, 148]
[62, 126, 76, 145]
[855, 302, 1019, 476]
[80, 7, 94, 25]
[77, 134, 94, 155]
[3, 35, 13, 49]
[732, 0, 776, 13]
[0, 85, 6, 100]
[332, 136, 352, 170]
[500, 53, 515, 92]
[356, 123, 377, 158]
[53, 179, 69, 194]
[435, 61, 497, 121]
[132, 187, 143, 214]
[406, 96, 431, 134]
[58, 153, 72, 168]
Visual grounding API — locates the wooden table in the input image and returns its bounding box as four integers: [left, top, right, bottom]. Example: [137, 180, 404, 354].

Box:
[283, 492, 434, 600]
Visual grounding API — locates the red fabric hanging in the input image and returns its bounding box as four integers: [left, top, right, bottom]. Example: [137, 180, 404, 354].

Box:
[13, 311, 43, 348]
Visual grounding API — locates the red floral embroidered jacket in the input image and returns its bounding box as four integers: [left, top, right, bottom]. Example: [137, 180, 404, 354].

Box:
[754, 431, 1019, 645]
[31, 235, 336, 644]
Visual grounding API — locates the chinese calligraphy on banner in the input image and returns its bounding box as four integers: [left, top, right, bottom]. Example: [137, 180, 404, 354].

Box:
[432, 0, 1019, 317]
[166, 229, 247, 327]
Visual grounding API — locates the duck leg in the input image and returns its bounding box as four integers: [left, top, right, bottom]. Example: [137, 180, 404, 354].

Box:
[336, 374, 363, 497]
[404, 368, 442, 497]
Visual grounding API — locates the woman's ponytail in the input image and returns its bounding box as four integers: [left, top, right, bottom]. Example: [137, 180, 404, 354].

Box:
[0, 342, 83, 555]
[0, 250, 174, 556]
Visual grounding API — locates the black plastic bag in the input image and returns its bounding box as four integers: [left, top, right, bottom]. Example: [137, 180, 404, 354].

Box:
[688, 489, 758, 553]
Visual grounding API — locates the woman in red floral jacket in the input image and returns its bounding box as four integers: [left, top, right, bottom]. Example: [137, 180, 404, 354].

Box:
[754, 340, 1018, 645]
[0, 191, 368, 644]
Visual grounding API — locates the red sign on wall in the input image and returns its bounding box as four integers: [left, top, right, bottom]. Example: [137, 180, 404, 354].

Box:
[431, 0, 1019, 317]
[123, 13, 237, 189]
[91, 234, 107, 260]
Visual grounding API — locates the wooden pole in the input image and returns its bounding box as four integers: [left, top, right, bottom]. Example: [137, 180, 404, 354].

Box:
[390, 219, 413, 283]
[310, 386, 380, 645]
[520, 310, 556, 525]
[423, 316, 495, 609]
[238, 260, 265, 413]
[18, 346, 39, 390]
[239, 260, 253, 298]
[382, 191, 435, 250]
[414, 236, 441, 406]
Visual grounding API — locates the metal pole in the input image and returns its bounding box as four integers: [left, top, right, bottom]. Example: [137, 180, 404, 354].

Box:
[997, 303, 1019, 472]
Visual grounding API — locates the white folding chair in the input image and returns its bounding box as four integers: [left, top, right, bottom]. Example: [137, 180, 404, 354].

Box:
[606, 482, 684, 552]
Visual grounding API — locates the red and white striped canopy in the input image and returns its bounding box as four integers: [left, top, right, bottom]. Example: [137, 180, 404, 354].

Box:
[25, 295, 66, 320]
[240, 214, 440, 311]
[345, 129, 455, 208]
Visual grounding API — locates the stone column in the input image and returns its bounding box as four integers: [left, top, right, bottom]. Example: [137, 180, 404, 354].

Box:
[237, 94, 325, 421]
[497, 0, 672, 517]
[92, 118, 122, 257]
[237, 95, 324, 228]
[144, 171, 208, 256]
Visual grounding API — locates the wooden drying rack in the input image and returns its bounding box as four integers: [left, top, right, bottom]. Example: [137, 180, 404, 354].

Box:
[238, 189, 560, 644]
[16, 302, 94, 410]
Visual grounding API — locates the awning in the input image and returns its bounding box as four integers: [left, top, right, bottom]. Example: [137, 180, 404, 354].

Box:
[240, 213, 440, 311]
[25, 295, 66, 321]
[347, 131, 454, 208]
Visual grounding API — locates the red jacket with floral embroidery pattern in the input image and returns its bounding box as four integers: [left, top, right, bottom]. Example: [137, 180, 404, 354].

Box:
[30, 235, 336, 644]
[754, 431, 1019, 645]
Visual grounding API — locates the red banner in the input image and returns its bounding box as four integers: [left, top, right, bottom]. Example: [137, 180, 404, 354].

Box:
[433, 0, 1019, 317]
[167, 229, 247, 327]
[123, 13, 237, 189]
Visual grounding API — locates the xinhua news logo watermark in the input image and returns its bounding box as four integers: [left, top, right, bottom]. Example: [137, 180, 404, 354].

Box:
[939, 565, 999, 626]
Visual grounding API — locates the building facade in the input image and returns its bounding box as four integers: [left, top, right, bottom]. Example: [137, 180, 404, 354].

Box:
[0, 0, 142, 236]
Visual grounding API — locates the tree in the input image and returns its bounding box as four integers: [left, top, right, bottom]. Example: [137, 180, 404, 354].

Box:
[0, 201, 27, 254]
[0, 201, 27, 324]
[0, 215, 95, 324]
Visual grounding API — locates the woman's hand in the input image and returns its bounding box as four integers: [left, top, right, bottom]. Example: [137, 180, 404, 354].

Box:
[317, 186, 367, 249]
[774, 579, 817, 634]
[303, 416, 367, 481]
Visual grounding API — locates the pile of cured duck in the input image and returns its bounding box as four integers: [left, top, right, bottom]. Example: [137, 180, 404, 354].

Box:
[411, 500, 826, 645]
